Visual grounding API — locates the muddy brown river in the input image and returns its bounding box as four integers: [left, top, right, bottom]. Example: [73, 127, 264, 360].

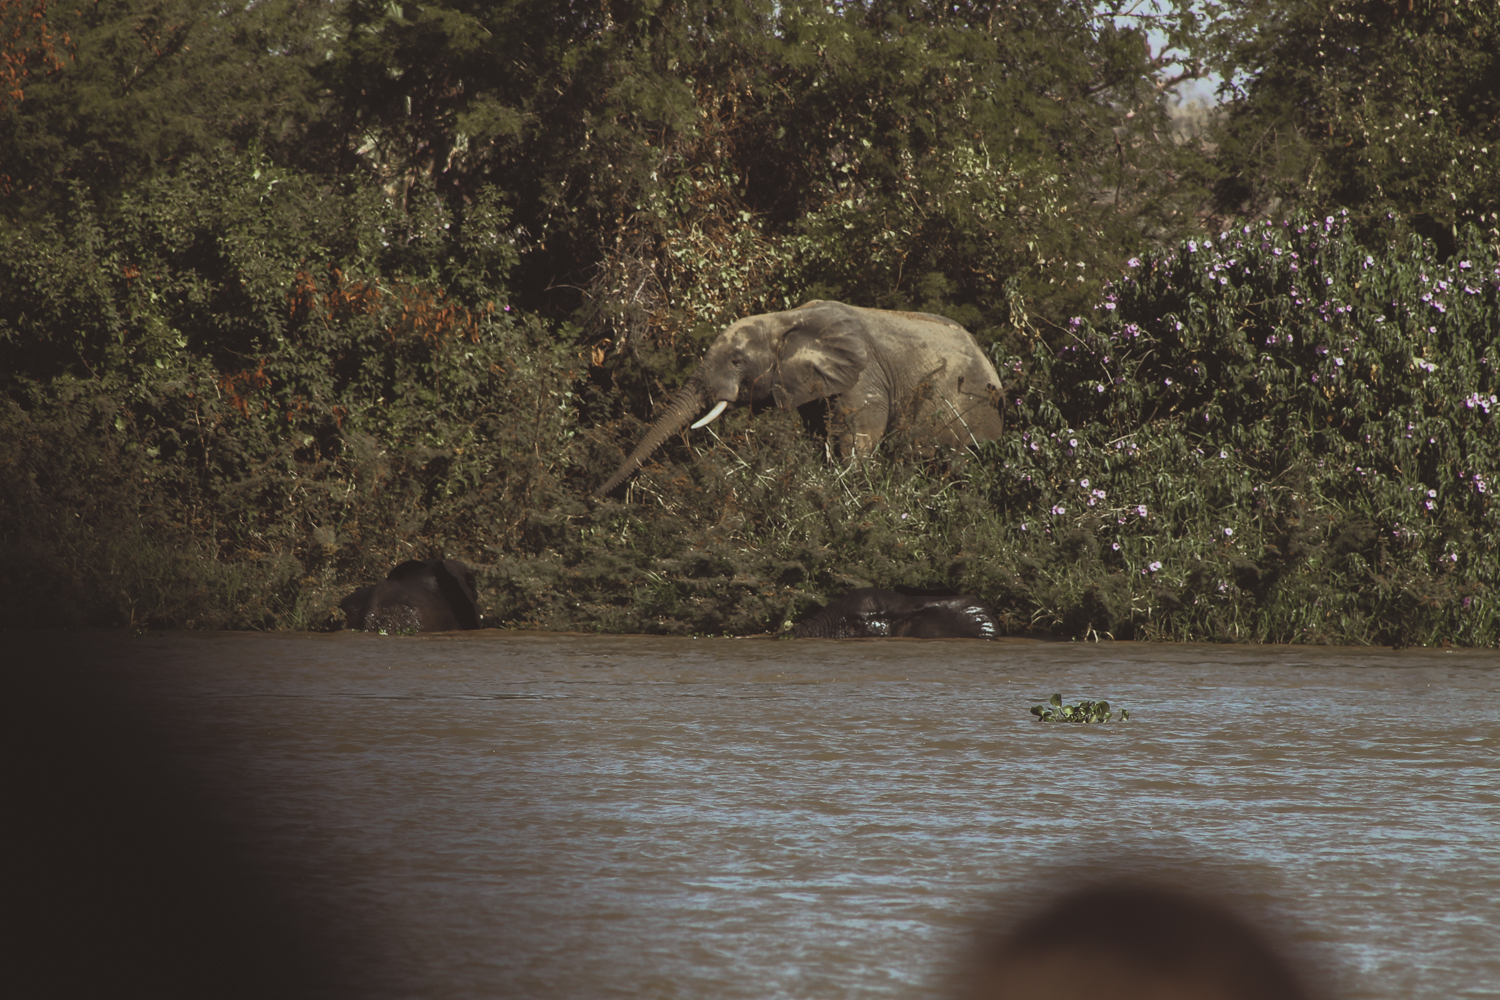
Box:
[8, 632, 1499, 999]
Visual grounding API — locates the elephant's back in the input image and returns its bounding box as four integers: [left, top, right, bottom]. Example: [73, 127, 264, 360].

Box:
[882, 316, 1004, 396]
[889, 320, 1005, 444]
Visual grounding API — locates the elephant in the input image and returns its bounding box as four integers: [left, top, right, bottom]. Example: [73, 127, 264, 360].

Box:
[597, 300, 1005, 494]
[790, 587, 1001, 639]
[339, 559, 481, 633]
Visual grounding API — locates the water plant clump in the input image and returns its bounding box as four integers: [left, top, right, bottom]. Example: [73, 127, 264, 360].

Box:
[1030, 693, 1127, 723]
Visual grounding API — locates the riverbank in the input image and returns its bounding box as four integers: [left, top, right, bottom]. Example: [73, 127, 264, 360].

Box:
[2, 215, 1496, 645]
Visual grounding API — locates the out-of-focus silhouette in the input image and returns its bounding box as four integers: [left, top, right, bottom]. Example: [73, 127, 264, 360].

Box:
[3, 641, 367, 999]
[957, 883, 1319, 1000]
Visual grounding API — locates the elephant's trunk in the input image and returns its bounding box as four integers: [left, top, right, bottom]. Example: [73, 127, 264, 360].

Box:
[596, 380, 708, 495]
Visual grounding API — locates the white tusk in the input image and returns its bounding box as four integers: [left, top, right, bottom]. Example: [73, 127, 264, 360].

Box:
[690, 400, 729, 429]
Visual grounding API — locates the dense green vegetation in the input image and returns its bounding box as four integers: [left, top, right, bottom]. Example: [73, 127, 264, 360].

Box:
[1, 0, 1495, 643]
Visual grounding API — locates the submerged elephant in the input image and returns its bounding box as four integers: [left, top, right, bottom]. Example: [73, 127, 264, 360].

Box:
[791, 587, 1000, 639]
[339, 559, 481, 633]
[597, 300, 1005, 494]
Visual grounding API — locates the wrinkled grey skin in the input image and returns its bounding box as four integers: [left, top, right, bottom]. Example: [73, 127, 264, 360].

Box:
[339, 559, 481, 632]
[598, 300, 1005, 494]
[791, 588, 1001, 639]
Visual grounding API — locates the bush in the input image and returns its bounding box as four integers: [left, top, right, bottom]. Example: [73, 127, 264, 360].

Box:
[3, 184, 1494, 644]
[0, 151, 578, 629]
[974, 211, 1500, 645]
[494, 211, 1498, 646]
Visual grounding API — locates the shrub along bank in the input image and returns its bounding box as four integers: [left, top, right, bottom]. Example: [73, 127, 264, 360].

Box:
[2, 190, 1494, 644]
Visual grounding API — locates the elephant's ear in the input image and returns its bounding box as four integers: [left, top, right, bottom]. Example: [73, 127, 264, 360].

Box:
[769, 308, 868, 408]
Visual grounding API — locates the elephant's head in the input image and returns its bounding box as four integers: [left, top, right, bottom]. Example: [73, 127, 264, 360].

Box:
[596, 302, 869, 494]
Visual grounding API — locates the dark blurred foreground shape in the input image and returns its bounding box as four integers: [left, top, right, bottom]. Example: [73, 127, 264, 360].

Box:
[957, 884, 1318, 1000]
[1, 640, 359, 999]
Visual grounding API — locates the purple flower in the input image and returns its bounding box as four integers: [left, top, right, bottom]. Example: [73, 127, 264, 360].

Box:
[1051, 504, 1067, 516]
[1127, 257, 1141, 267]
[1135, 505, 1148, 517]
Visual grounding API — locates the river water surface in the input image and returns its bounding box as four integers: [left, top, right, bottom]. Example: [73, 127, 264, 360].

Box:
[16, 632, 1500, 999]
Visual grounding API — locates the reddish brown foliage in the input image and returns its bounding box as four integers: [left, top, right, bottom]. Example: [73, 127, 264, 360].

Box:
[287, 267, 482, 347]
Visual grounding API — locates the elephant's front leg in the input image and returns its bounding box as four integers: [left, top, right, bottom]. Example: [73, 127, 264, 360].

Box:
[830, 394, 889, 459]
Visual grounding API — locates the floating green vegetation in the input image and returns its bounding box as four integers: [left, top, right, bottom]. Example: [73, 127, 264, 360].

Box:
[1030, 693, 1129, 724]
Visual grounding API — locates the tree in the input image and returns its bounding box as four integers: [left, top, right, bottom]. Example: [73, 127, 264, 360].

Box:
[327, 0, 1219, 362]
[1, 0, 75, 114]
[0, 0, 336, 217]
[1208, 0, 1500, 248]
